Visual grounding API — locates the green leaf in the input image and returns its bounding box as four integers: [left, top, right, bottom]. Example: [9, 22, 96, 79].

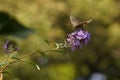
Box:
[36, 64, 40, 70]
[0, 63, 4, 67]
[10, 56, 20, 60]
[43, 39, 50, 47]
[55, 43, 60, 49]
[9, 53, 19, 59]
[20, 61, 40, 70]
[38, 52, 47, 63]
[2, 71, 13, 76]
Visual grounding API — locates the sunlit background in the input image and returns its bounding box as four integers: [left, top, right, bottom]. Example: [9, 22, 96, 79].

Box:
[0, 0, 120, 80]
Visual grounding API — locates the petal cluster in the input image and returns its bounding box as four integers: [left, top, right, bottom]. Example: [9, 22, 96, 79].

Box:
[67, 29, 90, 51]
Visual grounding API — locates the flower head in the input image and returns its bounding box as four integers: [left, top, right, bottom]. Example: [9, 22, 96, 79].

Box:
[3, 41, 19, 53]
[67, 29, 90, 51]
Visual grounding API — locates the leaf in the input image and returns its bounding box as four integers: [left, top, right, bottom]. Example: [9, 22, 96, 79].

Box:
[20, 61, 40, 71]
[9, 53, 19, 59]
[10, 56, 20, 60]
[0, 63, 4, 67]
[43, 39, 50, 47]
[38, 52, 47, 63]
[2, 71, 13, 76]
[55, 43, 60, 49]
[36, 64, 40, 70]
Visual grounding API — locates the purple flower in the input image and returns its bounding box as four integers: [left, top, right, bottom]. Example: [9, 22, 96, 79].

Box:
[67, 29, 90, 51]
[3, 41, 19, 53]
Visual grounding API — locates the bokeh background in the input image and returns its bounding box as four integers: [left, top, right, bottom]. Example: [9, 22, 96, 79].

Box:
[0, 0, 120, 80]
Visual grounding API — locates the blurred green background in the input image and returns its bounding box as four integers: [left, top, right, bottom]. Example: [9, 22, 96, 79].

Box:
[0, 0, 120, 80]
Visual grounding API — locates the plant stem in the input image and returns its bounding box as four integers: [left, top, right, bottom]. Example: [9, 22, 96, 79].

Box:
[0, 48, 58, 73]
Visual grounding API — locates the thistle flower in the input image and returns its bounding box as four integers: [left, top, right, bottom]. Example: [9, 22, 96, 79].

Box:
[67, 29, 90, 51]
[3, 41, 19, 53]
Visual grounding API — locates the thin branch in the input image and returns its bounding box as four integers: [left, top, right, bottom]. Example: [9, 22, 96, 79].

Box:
[0, 48, 58, 72]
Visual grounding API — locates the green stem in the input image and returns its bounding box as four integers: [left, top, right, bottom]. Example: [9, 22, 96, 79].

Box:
[0, 48, 58, 73]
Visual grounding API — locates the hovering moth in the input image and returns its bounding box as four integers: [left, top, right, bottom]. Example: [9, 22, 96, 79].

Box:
[70, 15, 92, 29]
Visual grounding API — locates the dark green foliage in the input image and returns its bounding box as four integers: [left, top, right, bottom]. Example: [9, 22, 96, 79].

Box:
[0, 11, 34, 38]
[43, 38, 50, 47]
[38, 51, 48, 63]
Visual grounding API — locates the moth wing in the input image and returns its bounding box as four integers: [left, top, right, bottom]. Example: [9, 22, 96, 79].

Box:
[70, 15, 80, 27]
